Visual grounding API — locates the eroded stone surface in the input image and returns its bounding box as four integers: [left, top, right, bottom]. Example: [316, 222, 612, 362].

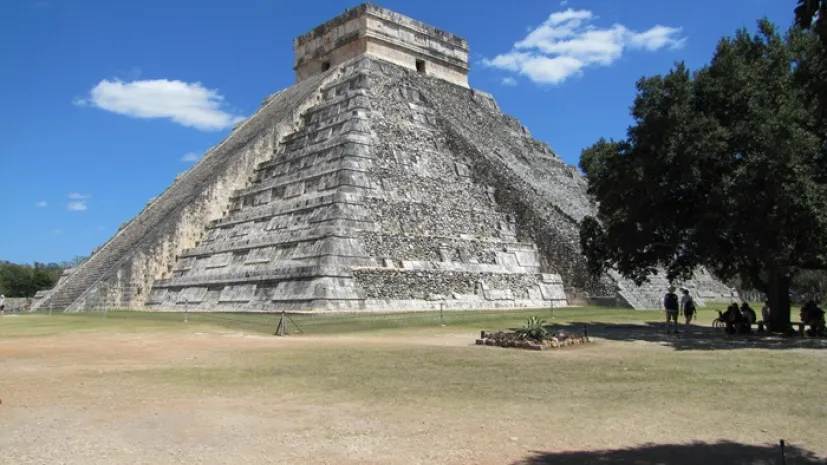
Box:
[34, 5, 729, 313]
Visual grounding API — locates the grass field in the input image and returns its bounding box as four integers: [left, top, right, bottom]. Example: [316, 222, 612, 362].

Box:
[1, 306, 825, 465]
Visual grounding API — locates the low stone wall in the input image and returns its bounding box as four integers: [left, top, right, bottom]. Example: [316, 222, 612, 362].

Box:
[476, 330, 591, 350]
[2, 298, 32, 311]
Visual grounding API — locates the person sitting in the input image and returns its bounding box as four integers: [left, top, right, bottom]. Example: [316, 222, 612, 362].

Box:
[800, 301, 826, 336]
[722, 303, 743, 335]
[741, 302, 757, 327]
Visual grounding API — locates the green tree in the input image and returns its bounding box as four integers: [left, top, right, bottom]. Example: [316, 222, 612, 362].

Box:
[579, 20, 827, 332]
[0, 261, 62, 298]
[795, 0, 827, 44]
[0, 263, 37, 297]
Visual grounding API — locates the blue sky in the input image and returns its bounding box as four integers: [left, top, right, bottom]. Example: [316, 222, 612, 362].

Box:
[0, 0, 794, 264]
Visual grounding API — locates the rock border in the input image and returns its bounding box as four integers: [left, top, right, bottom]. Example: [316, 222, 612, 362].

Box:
[475, 330, 591, 351]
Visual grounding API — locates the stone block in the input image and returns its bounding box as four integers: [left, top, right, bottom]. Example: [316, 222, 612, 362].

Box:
[454, 162, 472, 178]
[177, 287, 208, 304]
[219, 284, 257, 302]
[206, 253, 232, 269]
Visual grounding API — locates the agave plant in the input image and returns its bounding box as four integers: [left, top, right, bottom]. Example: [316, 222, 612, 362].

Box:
[515, 316, 548, 341]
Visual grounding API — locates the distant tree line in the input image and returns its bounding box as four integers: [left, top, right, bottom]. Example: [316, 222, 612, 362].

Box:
[0, 256, 87, 297]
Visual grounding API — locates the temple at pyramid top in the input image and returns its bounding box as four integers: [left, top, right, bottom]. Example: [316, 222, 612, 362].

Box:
[293, 3, 470, 87]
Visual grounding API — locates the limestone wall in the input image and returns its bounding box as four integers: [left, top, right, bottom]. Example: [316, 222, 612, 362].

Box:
[294, 3, 469, 87]
[1, 298, 31, 311]
[145, 56, 565, 312]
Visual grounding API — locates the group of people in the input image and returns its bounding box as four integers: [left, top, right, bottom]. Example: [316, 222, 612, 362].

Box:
[663, 286, 827, 336]
[663, 286, 696, 334]
[720, 301, 758, 334]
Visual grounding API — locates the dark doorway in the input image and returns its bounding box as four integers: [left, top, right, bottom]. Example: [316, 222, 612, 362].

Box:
[321, 61, 331, 72]
[416, 59, 426, 74]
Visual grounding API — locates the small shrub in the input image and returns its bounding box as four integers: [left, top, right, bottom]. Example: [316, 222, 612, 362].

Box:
[515, 316, 548, 341]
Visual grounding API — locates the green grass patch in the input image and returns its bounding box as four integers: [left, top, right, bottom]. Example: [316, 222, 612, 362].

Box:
[4, 305, 739, 338]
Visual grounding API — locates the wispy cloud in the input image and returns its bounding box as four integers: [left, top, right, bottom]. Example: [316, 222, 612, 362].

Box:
[501, 77, 518, 86]
[180, 152, 200, 162]
[67, 193, 90, 211]
[36, 201, 48, 208]
[560, 0, 569, 6]
[482, 8, 686, 85]
[73, 78, 245, 131]
[67, 202, 87, 211]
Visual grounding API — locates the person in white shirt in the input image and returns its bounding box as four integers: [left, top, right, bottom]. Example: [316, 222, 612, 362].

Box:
[680, 289, 696, 331]
[761, 301, 771, 327]
[0, 294, 5, 317]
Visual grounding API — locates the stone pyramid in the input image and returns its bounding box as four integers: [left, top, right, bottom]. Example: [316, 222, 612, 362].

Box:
[33, 3, 731, 313]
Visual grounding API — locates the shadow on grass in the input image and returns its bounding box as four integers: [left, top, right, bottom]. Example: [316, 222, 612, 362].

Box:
[514, 440, 827, 465]
[547, 321, 827, 351]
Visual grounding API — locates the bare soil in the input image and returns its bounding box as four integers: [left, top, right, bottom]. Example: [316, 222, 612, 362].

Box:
[1, 324, 824, 465]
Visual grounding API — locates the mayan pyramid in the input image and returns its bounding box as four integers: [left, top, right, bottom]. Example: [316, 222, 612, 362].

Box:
[33, 3, 730, 313]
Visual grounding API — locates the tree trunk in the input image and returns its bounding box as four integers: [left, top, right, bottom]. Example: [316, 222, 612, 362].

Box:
[767, 270, 792, 333]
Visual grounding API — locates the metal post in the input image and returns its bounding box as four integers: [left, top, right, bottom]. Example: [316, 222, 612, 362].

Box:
[184, 308, 189, 324]
[277, 310, 286, 336]
[780, 439, 786, 465]
[440, 301, 445, 326]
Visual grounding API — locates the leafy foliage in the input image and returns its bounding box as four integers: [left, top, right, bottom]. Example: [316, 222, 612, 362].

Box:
[515, 316, 549, 341]
[0, 261, 63, 297]
[578, 20, 827, 331]
[795, 0, 827, 45]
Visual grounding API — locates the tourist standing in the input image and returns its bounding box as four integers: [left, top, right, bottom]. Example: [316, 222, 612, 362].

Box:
[0, 294, 5, 317]
[664, 286, 680, 334]
[681, 288, 696, 331]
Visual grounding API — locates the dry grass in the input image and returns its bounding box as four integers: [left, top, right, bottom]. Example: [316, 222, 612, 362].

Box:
[0, 309, 824, 465]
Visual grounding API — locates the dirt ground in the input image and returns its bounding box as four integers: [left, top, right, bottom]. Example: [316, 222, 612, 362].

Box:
[1, 322, 825, 465]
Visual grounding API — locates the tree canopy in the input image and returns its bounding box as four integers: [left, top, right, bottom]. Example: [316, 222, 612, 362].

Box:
[0, 261, 64, 298]
[795, 0, 827, 45]
[578, 20, 827, 331]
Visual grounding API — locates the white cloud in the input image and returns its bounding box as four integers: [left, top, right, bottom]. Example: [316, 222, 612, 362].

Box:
[67, 202, 87, 211]
[482, 8, 686, 85]
[501, 77, 518, 86]
[36, 201, 48, 208]
[180, 152, 200, 162]
[560, 0, 569, 5]
[74, 79, 245, 131]
[67, 193, 90, 211]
